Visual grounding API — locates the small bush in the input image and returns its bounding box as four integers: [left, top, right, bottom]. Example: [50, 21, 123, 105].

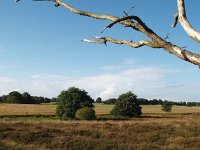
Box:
[162, 101, 172, 112]
[75, 107, 96, 120]
[111, 91, 142, 118]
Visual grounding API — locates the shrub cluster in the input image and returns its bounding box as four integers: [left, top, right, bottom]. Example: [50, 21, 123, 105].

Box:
[75, 107, 96, 120]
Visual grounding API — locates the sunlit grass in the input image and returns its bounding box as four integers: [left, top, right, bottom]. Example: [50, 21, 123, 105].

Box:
[0, 104, 55, 115]
[0, 103, 200, 149]
[0, 103, 200, 116]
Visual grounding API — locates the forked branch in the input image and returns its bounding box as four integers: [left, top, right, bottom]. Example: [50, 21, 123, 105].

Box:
[15, 0, 200, 67]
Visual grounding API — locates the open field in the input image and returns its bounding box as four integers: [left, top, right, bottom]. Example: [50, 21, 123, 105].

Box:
[0, 104, 200, 149]
[0, 103, 200, 116]
[1, 113, 200, 149]
[95, 104, 200, 114]
[0, 104, 56, 116]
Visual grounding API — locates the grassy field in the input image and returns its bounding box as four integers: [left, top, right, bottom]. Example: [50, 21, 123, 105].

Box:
[0, 104, 200, 149]
[0, 103, 200, 116]
[0, 104, 55, 116]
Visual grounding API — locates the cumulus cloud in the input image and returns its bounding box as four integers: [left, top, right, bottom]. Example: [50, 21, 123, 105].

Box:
[0, 64, 199, 101]
[16, 67, 165, 99]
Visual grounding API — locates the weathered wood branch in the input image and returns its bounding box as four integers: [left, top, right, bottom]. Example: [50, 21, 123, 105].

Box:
[101, 16, 143, 33]
[20, 0, 200, 67]
[177, 0, 200, 43]
[82, 37, 161, 48]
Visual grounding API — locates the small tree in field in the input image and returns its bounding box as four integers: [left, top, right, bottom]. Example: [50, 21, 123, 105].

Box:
[56, 87, 94, 119]
[96, 97, 102, 103]
[111, 91, 142, 118]
[162, 101, 172, 112]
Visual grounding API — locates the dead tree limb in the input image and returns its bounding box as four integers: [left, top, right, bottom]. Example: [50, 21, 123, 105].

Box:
[176, 0, 200, 43]
[16, 0, 200, 67]
[82, 37, 161, 48]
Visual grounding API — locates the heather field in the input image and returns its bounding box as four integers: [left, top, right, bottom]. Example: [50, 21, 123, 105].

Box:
[0, 104, 200, 149]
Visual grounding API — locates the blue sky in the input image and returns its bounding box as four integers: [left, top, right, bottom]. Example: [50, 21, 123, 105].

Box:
[0, 0, 200, 101]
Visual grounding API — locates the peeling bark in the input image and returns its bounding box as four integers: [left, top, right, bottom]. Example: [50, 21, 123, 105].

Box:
[177, 0, 200, 43]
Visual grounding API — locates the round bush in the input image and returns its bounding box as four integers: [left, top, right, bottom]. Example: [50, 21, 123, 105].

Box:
[162, 101, 172, 112]
[56, 87, 94, 119]
[75, 107, 96, 120]
[111, 91, 142, 118]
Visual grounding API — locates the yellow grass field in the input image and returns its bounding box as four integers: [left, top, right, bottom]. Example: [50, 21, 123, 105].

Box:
[0, 103, 200, 116]
[1, 103, 200, 149]
[0, 104, 55, 115]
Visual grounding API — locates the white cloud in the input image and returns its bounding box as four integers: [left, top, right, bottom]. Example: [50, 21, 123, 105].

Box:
[0, 77, 19, 95]
[0, 65, 199, 101]
[150, 84, 200, 101]
[17, 67, 165, 99]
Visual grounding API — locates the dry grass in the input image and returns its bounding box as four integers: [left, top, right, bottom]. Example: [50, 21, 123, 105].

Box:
[94, 103, 114, 115]
[142, 105, 200, 113]
[0, 113, 200, 150]
[0, 104, 55, 115]
[1, 104, 200, 149]
[0, 104, 200, 116]
[95, 104, 200, 115]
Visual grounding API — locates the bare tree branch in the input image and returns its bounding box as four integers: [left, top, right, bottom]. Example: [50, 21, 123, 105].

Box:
[17, 0, 200, 67]
[101, 16, 143, 33]
[126, 5, 137, 15]
[82, 37, 161, 48]
[177, 0, 200, 43]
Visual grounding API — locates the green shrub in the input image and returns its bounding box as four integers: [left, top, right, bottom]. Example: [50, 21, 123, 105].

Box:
[162, 101, 172, 112]
[56, 87, 94, 119]
[111, 91, 142, 118]
[75, 107, 96, 120]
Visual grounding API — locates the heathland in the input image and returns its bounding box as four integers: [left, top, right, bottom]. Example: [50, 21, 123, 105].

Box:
[0, 104, 200, 150]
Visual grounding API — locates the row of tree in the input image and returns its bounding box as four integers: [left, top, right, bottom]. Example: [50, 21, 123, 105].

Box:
[100, 98, 200, 107]
[56, 87, 142, 120]
[0, 91, 56, 104]
[1, 90, 199, 107]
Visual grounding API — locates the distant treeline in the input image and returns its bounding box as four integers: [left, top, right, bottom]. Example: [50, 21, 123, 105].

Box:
[1, 90, 200, 107]
[0, 91, 56, 104]
[103, 98, 200, 107]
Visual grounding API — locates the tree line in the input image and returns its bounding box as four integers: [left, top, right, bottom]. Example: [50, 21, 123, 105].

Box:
[0, 91, 56, 104]
[102, 98, 200, 107]
[1, 90, 199, 107]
